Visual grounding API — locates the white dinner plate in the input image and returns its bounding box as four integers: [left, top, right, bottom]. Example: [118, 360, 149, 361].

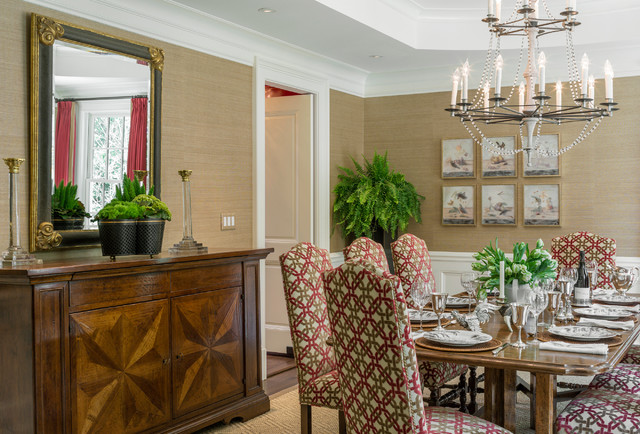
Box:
[573, 307, 630, 320]
[548, 326, 617, 341]
[407, 310, 438, 323]
[446, 297, 476, 308]
[422, 330, 492, 347]
[593, 294, 640, 306]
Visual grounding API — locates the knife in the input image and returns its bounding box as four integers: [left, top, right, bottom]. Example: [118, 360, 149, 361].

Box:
[492, 342, 510, 356]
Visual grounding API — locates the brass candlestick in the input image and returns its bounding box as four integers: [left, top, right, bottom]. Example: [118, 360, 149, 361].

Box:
[169, 170, 207, 255]
[2, 158, 39, 266]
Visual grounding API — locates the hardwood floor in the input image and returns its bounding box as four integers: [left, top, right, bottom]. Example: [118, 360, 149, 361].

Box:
[265, 354, 298, 396]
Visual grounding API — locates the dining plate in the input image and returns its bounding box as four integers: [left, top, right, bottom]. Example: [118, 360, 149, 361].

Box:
[445, 297, 476, 308]
[407, 310, 438, 323]
[573, 307, 631, 320]
[548, 326, 618, 341]
[421, 330, 492, 347]
[593, 294, 640, 306]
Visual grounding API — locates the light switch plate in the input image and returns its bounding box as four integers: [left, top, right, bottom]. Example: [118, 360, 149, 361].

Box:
[221, 213, 236, 231]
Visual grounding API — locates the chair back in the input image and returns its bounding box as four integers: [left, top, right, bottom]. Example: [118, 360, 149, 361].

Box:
[279, 242, 336, 391]
[323, 260, 426, 433]
[391, 233, 435, 309]
[343, 237, 390, 272]
[551, 231, 616, 288]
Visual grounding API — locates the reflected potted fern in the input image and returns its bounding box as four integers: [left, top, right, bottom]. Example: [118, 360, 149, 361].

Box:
[51, 181, 90, 230]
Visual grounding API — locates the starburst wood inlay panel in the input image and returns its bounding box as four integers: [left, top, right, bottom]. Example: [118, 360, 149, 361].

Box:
[70, 300, 171, 433]
[172, 287, 244, 416]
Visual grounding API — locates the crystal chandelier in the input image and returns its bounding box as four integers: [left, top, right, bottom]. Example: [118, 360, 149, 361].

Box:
[446, 0, 618, 166]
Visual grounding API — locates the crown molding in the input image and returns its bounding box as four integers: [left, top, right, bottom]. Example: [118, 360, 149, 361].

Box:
[25, 0, 368, 96]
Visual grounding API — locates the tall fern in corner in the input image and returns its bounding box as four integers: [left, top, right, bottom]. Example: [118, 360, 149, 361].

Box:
[332, 151, 424, 240]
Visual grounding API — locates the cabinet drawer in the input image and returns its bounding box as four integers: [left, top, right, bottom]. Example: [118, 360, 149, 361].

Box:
[69, 271, 169, 308]
[170, 263, 242, 293]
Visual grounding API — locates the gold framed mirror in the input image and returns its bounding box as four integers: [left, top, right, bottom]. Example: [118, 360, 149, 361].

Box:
[30, 14, 163, 251]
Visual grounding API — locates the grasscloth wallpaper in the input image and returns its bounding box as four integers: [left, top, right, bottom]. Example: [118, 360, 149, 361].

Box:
[364, 76, 640, 256]
[2, 0, 638, 258]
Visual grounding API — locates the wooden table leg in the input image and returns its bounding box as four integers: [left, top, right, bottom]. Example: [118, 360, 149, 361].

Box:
[535, 373, 556, 434]
[483, 368, 516, 432]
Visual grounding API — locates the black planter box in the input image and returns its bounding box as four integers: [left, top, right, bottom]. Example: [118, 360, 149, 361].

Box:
[136, 219, 165, 256]
[98, 219, 137, 258]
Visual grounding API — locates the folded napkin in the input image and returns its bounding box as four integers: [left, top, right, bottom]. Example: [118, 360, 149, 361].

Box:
[539, 341, 608, 355]
[577, 318, 634, 330]
[593, 288, 616, 296]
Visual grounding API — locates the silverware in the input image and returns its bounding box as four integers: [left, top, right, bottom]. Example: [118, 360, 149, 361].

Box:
[492, 342, 510, 356]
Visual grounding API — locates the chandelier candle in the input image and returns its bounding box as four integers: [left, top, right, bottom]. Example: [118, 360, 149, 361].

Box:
[446, 0, 617, 166]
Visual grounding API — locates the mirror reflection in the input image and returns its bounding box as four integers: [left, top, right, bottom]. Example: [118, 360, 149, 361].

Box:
[52, 41, 151, 229]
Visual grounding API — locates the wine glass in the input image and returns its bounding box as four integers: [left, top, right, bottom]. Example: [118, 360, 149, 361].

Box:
[460, 272, 479, 313]
[558, 268, 577, 320]
[431, 292, 448, 331]
[510, 303, 530, 348]
[527, 285, 548, 345]
[586, 260, 598, 297]
[547, 290, 562, 327]
[410, 279, 430, 331]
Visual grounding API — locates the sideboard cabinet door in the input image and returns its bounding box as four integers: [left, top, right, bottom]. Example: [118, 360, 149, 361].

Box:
[69, 300, 171, 433]
[171, 287, 244, 417]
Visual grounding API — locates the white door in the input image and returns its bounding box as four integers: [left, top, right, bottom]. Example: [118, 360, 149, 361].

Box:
[264, 94, 313, 353]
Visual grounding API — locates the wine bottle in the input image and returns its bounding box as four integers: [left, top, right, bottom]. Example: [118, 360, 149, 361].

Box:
[574, 251, 591, 306]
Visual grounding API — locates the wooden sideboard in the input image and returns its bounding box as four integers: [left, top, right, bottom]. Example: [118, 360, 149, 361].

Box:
[0, 248, 273, 433]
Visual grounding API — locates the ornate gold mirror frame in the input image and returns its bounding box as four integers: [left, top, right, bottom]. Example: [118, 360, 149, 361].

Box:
[30, 14, 163, 251]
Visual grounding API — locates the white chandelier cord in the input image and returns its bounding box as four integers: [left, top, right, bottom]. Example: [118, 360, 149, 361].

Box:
[446, 0, 617, 163]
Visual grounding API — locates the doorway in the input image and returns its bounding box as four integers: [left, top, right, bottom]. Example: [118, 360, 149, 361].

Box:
[254, 58, 331, 379]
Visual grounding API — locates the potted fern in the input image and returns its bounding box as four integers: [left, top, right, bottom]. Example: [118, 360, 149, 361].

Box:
[333, 151, 424, 267]
[51, 181, 90, 230]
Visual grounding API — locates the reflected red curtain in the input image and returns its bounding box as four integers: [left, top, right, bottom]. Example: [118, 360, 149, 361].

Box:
[54, 101, 77, 184]
[126, 97, 148, 182]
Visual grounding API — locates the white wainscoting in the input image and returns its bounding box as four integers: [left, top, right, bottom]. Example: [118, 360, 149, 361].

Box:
[331, 251, 640, 294]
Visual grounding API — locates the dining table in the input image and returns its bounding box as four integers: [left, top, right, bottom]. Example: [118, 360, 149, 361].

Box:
[413, 297, 640, 434]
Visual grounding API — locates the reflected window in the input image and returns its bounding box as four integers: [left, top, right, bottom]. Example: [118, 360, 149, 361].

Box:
[88, 113, 131, 221]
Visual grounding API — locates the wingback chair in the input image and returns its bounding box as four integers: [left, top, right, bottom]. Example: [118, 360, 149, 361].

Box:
[343, 237, 390, 272]
[279, 242, 345, 434]
[551, 231, 617, 288]
[390, 233, 470, 411]
[322, 260, 510, 434]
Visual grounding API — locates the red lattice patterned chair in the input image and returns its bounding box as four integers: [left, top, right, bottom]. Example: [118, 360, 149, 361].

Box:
[343, 237, 390, 272]
[390, 233, 470, 412]
[556, 364, 640, 433]
[551, 231, 617, 288]
[322, 260, 510, 434]
[279, 242, 346, 434]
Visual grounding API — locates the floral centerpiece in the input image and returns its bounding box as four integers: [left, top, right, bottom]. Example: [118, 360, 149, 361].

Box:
[472, 239, 558, 299]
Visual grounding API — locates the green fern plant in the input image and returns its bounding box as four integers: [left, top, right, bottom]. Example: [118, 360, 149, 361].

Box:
[115, 174, 154, 202]
[332, 151, 424, 239]
[51, 181, 90, 219]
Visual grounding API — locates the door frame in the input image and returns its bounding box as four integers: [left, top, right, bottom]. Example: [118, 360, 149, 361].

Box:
[253, 57, 330, 379]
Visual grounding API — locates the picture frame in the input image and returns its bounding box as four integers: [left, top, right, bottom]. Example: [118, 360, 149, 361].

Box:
[523, 184, 561, 226]
[481, 136, 517, 178]
[442, 185, 476, 225]
[442, 138, 475, 179]
[481, 184, 516, 225]
[522, 134, 561, 177]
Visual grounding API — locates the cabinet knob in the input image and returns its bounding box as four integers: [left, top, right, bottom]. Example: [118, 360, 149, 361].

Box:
[162, 358, 170, 365]
[176, 353, 184, 360]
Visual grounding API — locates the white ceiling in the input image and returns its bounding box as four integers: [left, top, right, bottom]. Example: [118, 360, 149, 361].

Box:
[28, 0, 640, 97]
[170, 0, 640, 72]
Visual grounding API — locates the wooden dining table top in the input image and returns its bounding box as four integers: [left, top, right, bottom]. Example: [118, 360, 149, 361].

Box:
[414, 301, 640, 376]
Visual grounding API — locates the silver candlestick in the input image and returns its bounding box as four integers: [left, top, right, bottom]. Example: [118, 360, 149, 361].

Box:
[169, 169, 208, 255]
[2, 158, 39, 266]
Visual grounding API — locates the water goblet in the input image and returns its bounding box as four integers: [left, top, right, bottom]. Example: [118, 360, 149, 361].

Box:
[410, 279, 430, 331]
[510, 303, 530, 348]
[527, 286, 548, 345]
[431, 292, 448, 331]
[586, 260, 598, 296]
[558, 280, 574, 321]
[460, 272, 478, 313]
[547, 291, 562, 327]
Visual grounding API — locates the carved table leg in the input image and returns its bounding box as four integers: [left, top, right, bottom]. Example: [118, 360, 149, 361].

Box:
[469, 366, 477, 415]
[458, 371, 467, 413]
